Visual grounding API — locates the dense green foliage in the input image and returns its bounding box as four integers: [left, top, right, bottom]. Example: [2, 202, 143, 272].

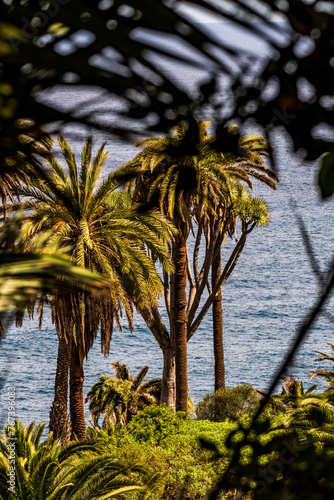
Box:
[92, 406, 237, 499]
[4, 361, 334, 499]
[0, 420, 164, 499]
[126, 405, 188, 446]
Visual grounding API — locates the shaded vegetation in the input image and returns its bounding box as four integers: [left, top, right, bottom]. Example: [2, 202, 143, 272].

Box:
[196, 384, 260, 423]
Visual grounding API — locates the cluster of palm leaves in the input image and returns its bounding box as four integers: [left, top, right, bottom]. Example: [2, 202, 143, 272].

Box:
[10, 135, 174, 442]
[86, 363, 161, 428]
[288, 348, 334, 443]
[258, 345, 334, 443]
[0, 420, 164, 499]
[1, 1, 332, 175]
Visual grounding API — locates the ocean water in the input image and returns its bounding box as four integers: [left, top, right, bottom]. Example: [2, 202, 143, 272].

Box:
[1, 23, 334, 431]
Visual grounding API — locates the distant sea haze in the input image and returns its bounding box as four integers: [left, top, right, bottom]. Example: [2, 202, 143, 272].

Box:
[1, 23, 333, 432]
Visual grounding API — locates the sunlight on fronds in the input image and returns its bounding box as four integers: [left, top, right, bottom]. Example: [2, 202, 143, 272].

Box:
[12, 137, 174, 360]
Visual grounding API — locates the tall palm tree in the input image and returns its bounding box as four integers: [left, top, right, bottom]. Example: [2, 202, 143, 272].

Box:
[188, 128, 278, 391]
[115, 119, 278, 411]
[209, 129, 279, 391]
[19, 136, 174, 441]
[86, 362, 161, 427]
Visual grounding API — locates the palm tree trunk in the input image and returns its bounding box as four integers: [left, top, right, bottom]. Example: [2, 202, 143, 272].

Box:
[69, 346, 86, 441]
[160, 347, 176, 409]
[173, 225, 188, 412]
[49, 335, 72, 443]
[212, 250, 225, 390]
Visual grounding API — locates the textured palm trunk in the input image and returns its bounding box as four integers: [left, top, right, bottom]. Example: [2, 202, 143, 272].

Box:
[212, 251, 225, 390]
[49, 335, 72, 443]
[160, 348, 176, 409]
[173, 225, 188, 412]
[69, 346, 86, 441]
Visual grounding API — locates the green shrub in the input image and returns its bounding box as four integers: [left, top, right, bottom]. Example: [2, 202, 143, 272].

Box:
[126, 404, 188, 445]
[148, 419, 236, 499]
[196, 384, 260, 422]
[94, 408, 237, 499]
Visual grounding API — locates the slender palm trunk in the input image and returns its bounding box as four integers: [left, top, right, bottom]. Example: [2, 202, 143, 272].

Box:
[173, 224, 188, 412]
[49, 335, 72, 443]
[160, 347, 176, 409]
[69, 346, 86, 441]
[212, 250, 225, 390]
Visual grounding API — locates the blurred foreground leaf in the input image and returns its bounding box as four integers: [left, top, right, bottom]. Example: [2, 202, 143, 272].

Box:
[318, 152, 334, 199]
[0, 253, 106, 314]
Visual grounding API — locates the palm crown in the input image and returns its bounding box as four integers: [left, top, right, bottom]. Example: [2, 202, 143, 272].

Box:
[116, 120, 278, 224]
[21, 136, 174, 359]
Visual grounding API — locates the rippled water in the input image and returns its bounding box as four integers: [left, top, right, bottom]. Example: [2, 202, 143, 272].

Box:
[1, 24, 334, 431]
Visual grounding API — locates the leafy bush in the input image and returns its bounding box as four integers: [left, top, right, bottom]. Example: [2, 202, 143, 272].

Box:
[196, 384, 260, 422]
[126, 404, 188, 445]
[146, 419, 238, 499]
[94, 408, 237, 499]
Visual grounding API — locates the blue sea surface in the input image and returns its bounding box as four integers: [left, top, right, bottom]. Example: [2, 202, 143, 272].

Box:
[1, 23, 334, 431]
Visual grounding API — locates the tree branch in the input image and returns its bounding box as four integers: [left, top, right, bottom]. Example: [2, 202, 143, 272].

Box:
[138, 306, 170, 350]
[188, 229, 248, 339]
[193, 219, 203, 286]
[187, 215, 223, 327]
[163, 270, 170, 320]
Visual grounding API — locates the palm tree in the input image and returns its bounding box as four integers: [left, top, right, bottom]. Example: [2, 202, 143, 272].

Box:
[277, 377, 319, 410]
[188, 128, 278, 392]
[86, 362, 161, 427]
[269, 379, 334, 444]
[115, 119, 278, 411]
[19, 136, 174, 441]
[0, 419, 163, 499]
